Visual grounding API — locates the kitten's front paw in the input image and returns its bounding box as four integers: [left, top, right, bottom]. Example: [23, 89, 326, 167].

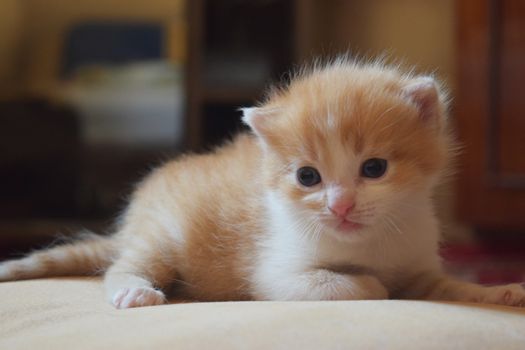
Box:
[307, 271, 388, 300]
[480, 284, 525, 307]
[112, 287, 166, 309]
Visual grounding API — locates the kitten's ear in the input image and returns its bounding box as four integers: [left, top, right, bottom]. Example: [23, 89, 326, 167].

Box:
[402, 76, 444, 128]
[241, 107, 279, 138]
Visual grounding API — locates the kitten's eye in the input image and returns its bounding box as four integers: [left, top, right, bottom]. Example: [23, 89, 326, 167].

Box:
[297, 166, 322, 187]
[361, 158, 388, 178]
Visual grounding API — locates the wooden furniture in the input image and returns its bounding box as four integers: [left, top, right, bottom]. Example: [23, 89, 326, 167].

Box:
[0, 98, 80, 219]
[456, 0, 525, 231]
[185, 0, 316, 150]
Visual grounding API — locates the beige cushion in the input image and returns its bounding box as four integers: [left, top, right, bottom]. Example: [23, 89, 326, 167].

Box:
[1, 278, 524, 349]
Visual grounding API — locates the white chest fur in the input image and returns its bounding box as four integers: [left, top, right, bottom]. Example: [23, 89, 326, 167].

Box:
[251, 191, 442, 297]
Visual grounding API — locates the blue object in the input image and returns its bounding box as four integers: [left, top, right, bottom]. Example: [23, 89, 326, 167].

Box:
[62, 22, 164, 77]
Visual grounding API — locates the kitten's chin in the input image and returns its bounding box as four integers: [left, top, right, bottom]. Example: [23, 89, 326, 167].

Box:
[337, 220, 364, 233]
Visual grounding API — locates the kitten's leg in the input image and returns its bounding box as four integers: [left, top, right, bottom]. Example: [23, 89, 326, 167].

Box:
[105, 267, 167, 309]
[104, 239, 178, 309]
[403, 272, 525, 307]
[256, 269, 388, 301]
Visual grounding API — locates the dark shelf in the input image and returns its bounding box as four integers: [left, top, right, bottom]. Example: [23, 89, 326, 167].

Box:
[185, 0, 312, 149]
[202, 86, 263, 104]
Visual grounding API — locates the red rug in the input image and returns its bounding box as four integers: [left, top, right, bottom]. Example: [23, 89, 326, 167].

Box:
[441, 242, 525, 285]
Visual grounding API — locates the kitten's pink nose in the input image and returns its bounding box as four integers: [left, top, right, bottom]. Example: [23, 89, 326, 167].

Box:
[329, 200, 355, 218]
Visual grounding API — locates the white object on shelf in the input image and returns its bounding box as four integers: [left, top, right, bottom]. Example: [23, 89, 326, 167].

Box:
[60, 61, 185, 148]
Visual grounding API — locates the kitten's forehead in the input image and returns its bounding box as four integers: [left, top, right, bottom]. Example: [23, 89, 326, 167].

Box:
[286, 73, 415, 157]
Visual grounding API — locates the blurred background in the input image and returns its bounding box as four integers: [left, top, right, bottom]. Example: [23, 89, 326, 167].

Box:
[0, 0, 523, 284]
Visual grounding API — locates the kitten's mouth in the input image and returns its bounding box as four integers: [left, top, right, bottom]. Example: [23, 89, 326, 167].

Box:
[336, 219, 363, 233]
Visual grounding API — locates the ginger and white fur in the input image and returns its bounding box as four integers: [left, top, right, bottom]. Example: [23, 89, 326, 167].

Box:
[1, 59, 524, 308]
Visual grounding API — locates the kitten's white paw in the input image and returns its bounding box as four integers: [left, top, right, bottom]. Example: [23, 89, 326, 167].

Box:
[305, 271, 388, 300]
[112, 287, 166, 309]
[478, 284, 525, 307]
[468, 284, 525, 307]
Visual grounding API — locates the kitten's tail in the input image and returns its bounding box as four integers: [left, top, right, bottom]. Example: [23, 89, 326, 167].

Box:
[0, 233, 117, 281]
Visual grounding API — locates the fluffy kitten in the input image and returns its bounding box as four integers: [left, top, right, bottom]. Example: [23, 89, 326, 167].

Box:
[1, 59, 524, 308]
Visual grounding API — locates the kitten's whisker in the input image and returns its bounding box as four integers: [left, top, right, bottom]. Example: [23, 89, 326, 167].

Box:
[170, 277, 196, 289]
[382, 214, 404, 238]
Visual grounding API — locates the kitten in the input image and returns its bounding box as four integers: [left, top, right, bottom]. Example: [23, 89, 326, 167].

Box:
[1, 59, 524, 309]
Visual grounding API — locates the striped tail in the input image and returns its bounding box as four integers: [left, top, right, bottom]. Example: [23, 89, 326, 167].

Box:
[0, 233, 116, 281]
